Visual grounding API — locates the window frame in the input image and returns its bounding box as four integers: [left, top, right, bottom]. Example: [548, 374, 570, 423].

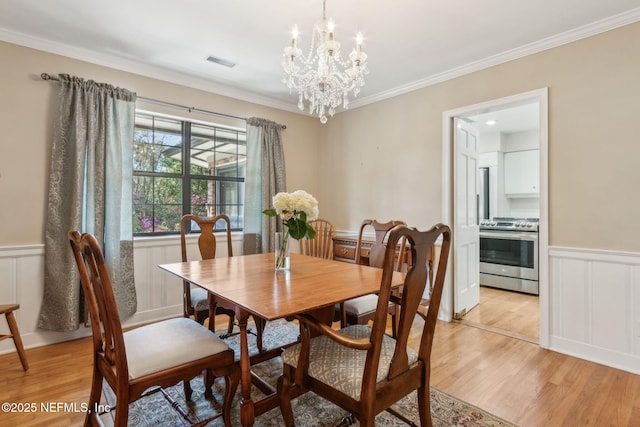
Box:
[133, 110, 246, 236]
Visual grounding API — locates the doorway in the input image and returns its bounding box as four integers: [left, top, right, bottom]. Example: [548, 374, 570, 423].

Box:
[460, 286, 540, 343]
[441, 88, 549, 347]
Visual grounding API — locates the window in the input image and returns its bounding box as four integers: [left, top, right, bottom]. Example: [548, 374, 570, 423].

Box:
[133, 112, 246, 235]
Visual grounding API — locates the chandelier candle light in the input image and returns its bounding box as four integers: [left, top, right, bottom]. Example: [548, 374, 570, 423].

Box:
[263, 190, 319, 271]
[283, 0, 368, 124]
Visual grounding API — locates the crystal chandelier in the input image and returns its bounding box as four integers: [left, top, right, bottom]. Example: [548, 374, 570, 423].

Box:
[282, 0, 368, 124]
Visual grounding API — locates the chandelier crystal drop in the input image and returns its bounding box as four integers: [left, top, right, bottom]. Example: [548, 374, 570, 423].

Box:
[282, 0, 368, 124]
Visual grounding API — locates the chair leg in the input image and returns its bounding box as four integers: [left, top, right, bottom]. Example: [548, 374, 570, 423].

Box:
[203, 367, 216, 400]
[184, 378, 193, 401]
[390, 307, 399, 339]
[254, 317, 266, 353]
[417, 384, 433, 427]
[114, 393, 130, 427]
[85, 369, 104, 427]
[5, 310, 28, 371]
[221, 365, 240, 427]
[226, 314, 235, 335]
[277, 373, 295, 427]
[196, 309, 207, 325]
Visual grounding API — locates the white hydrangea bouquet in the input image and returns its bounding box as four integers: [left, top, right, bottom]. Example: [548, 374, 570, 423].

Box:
[263, 190, 319, 269]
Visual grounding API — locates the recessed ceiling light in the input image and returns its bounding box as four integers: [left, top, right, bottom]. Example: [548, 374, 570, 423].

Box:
[206, 55, 236, 68]
[485, 119, 497, 126]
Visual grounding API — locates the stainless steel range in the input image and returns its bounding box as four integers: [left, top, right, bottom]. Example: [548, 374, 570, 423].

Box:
[479, 217, 539, 295]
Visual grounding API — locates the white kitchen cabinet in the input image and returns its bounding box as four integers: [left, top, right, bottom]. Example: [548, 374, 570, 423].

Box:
[504, 149, 539, 197]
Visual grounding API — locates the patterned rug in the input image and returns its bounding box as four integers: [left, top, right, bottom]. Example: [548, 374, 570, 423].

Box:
[104, 319, 515, 426]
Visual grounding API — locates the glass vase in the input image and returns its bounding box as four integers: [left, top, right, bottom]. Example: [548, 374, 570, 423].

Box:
[275, 230, 290, 271]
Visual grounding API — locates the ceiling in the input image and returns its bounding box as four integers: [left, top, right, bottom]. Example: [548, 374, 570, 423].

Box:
[467, 102, 540, 134]
[1, 0, 639, 117]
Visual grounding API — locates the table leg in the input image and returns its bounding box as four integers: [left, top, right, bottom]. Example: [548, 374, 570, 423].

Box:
[236, 309, 255, 427]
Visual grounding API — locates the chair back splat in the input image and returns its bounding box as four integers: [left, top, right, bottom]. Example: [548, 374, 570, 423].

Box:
[69, 230, 238, 426]
[180, 214, 233, 263]
[355, 219, 406, 269]
[299, 219, 335, 259]
[339, 219, 407, 331]
[277, 223, 451, 427]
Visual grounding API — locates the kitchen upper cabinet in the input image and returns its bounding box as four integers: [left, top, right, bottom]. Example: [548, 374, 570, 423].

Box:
[504, 149, 539, 197]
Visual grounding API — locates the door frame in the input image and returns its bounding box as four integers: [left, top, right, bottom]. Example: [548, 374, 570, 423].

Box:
[441, 88, 550, 348]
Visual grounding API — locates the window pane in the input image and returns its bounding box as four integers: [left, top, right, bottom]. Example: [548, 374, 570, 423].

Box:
[190, 123, 216, 176]
[190, 125, 245, 177]
[191, 179, 243, 230]
[133, 176, 182, 233]
[133, 176, 154, 233]
[133, 129, 155, 173]
[134, 115, 182, 174]
[191, 178, 212, 217]
[154, 177, 182, 232]
[218, 181, 244, 229]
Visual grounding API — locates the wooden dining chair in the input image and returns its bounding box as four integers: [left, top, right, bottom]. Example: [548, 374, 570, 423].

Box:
[299, 218, 335, 259]
[0, 304, 29, 371]
[69, 230, 239, 427]
[180, 214, 236, 335]
[277, 223, 451, 427]
[339, 219, 407, 331]
[181, 214, 267, 351]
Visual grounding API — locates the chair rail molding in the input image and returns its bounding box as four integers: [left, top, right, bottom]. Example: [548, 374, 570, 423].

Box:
[0, 233, 242, 354]
[2, 239, 639, 374]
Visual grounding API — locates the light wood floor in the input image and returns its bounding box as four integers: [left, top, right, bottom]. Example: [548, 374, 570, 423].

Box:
[460, 286, 539, 343]
[2, 314, 640, 426]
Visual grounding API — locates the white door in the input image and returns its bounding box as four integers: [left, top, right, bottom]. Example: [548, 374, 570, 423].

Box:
[453, 118, 480, 318]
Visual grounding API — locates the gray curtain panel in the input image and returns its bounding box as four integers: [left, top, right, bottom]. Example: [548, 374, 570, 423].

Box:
[243, 117, 286, 254]
[38, 74, 137, 331]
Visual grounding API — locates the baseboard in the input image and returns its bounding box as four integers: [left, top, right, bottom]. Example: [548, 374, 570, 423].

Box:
[550, 335, 640, 375]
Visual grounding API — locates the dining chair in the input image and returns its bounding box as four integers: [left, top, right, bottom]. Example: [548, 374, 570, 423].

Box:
[180, 214, 236, 335]
[0, 304, 29, 371]
[180, 214, 267, 351]
[299, 218, 335, 259]
[339, 219, 407, 332]
[277, 223, 451, 427]
[69, 230, 239, 427]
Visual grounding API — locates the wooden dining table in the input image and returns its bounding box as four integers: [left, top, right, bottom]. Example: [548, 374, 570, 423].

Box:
[159, 252, 403, 426]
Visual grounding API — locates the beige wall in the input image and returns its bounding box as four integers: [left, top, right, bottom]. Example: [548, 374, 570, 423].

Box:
[0, 41, 321, 245]
[2, 21, 640, 252]
[320, 22, 640, 252]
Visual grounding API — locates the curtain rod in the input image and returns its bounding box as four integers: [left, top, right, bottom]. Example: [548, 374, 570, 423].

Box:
[40, 73, 286, 129]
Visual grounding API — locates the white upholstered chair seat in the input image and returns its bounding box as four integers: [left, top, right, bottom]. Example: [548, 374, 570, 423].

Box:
[190, 287, 209, 312]
[124, 317, 229, 380]
[281, 324, 418, 399]
[342, 294, 378, 316]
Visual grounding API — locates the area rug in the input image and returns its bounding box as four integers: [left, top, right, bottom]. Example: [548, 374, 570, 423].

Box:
[104, 319, 515, 426]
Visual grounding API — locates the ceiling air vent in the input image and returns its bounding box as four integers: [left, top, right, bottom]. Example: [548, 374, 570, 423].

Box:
[206, 55, 236, 68]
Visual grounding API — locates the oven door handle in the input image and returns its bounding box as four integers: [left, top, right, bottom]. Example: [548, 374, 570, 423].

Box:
[479, 231, 538, 241]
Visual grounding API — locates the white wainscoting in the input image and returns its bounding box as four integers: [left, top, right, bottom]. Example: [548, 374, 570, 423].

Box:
[549, 246, 640, 375]
[0, 233, 243, 355]
[2, 239, 640, 374]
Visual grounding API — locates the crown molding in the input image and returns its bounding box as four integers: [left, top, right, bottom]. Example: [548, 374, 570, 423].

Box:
[350, 7, 640, 109]
[0, 28, 300, 114]
[2, 6, 639, 115]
